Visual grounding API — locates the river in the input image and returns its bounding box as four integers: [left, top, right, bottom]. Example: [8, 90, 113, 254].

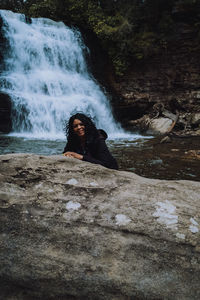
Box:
[0, 134, 199, 181]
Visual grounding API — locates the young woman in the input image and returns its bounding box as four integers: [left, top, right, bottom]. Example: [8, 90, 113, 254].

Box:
[63, 113, 118, 170]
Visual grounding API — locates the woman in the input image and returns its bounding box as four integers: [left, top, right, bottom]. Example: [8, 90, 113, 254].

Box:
[63, 113, 118, 170]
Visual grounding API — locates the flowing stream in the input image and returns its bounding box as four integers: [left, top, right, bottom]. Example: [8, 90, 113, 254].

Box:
[0, 9, 134, 139]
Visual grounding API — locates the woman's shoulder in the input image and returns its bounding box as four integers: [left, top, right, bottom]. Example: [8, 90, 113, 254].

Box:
[97, 129, 108, 140]
[88, 129, 107, 150]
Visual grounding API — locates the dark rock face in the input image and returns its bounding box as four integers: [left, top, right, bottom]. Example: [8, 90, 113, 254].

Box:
[0, 14, 12, 133]
[0, 92, 12, 133]
[109, 23, 200, 133]
[0, 154, 200, 300]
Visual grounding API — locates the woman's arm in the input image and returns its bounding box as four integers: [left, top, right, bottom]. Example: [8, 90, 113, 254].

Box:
[63, 151, 83, 160]
[63, 138, 118, 170]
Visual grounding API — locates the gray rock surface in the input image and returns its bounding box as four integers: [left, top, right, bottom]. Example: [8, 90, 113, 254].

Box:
[191, 113, 200, 126]
[149, 117, 173, 134]
[0, 153, 200, 300]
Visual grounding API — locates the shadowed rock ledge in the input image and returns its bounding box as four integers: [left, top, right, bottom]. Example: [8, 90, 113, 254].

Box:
[0, 154, 200, 300]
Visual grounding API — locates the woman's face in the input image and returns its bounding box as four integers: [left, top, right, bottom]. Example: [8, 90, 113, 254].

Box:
[73, 119, 85, 137]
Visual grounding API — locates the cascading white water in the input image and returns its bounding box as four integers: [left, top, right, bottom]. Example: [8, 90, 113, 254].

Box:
[0, 9, 129, 139]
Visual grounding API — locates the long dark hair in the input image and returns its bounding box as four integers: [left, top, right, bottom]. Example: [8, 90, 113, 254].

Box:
[65, 113, 99, 148]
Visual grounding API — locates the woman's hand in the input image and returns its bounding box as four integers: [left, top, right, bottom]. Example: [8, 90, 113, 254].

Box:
[63, 152, 83, 160]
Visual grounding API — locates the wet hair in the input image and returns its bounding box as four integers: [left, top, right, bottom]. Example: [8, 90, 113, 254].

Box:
[65, 113, 99, 148]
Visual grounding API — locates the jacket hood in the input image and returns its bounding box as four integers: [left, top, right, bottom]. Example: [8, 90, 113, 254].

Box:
[98, 129, 108, 140]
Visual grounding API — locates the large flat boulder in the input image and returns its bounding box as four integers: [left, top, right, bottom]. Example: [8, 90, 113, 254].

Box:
[0, 154, 200, 300]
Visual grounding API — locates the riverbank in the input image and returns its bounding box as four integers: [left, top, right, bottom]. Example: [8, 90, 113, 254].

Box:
[114, 135, 200, 181]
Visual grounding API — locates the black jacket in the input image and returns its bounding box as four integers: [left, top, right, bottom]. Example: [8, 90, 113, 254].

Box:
[63, 129, 118, 170]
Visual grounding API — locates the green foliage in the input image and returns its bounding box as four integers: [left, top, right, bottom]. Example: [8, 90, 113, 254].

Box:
[0, 0, 24, 11]
[21, 0, 53, 17]
[21, 0, 200, 77]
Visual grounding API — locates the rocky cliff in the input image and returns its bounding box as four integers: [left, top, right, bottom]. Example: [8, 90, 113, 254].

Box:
[108, 22, 200, 135]
[0, 154, 200, 299]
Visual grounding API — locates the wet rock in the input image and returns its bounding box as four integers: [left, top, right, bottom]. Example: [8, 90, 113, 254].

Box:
[127, 115, 151, 131]
[0, 154, 200, 300]
[160, 136, 171, 143]
[191, 113, 200, 127]
[148, 117, 173, 134]
[171, 148, 180, 152]
[195, 129, 200, 135]
[0, 92, 12, 133]
[184, 150, 200, 160]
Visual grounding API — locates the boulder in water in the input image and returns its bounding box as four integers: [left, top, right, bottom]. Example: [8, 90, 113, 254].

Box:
[148, 117, 173, 134]
[191, 113, 200, 127]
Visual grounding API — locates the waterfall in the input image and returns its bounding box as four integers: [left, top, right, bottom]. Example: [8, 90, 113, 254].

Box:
[0, 10, 126, 139]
